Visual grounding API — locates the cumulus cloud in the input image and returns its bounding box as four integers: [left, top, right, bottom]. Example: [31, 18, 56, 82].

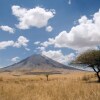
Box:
[0, 36, 29, 50]
[41, 38, 55, 47]
[68, 0, 71, 5]
[0, 41, 14, 49]
[46, 26, 53, 32]
[42, 50, 75, 64]
[0, 25, 15, 33]
[34, 41, 40, 45]
[14, 36, 29, 48]
[41, 9, 100, 52]
[25, 48, 30, 51]
[12, 5, 55, 29]
[37, 46, 45, 51]
[11, 56, 20, 62]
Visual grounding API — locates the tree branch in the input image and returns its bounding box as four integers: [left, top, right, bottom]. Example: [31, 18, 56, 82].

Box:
[92, 67, 98, 72]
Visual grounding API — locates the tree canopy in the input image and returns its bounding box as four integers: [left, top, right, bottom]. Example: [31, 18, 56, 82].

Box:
[75, 50, 100, 82]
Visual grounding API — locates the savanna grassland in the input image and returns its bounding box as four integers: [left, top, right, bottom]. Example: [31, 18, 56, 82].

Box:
[0, 72, 100, 100]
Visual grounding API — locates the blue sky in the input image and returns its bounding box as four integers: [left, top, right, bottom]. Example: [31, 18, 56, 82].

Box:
[0, 0, 100, 67]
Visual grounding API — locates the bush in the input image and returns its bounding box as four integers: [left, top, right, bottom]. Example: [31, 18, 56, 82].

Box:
[0, 77, 3, 81]
[82, 75, 90, 81]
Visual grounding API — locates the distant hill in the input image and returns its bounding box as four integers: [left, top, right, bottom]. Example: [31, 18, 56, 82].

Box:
[0, 54, 78, 73]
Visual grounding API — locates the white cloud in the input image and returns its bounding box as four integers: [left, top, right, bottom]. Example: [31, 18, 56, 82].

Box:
[34, 41, 40, 45]
[67, 53, 75, 61]
[11, 56, 20, 62]
[12, 5, 55, 29]
[41, 38, 55, 47]
[41, 9, 100, 52]
[14, 36, 29, 48]
[0, 41, 14, 49]
[0, 25, 15, 33]
[37, 46, 45, 51]
[0, 36, 29, 50]
[46, 26, 53, 32]
[0, 65, 3, 68]
[25, 48, 30, 51]
[42, 50, 75, 64]
[68, 0, 71, 5]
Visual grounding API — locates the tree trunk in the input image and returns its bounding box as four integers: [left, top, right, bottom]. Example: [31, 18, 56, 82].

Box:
[46, 74, 49, 81]
[96, 72, 100, 82]
[92, 67, 100, 82]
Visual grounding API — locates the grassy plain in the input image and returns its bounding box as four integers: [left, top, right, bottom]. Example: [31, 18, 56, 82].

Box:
[0, 72, 100, 100]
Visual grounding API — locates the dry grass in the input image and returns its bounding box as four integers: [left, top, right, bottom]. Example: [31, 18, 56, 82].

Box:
[0, 72, 100, 100]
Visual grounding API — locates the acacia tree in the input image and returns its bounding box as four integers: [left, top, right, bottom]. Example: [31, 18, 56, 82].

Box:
[75, 50, 100, 82]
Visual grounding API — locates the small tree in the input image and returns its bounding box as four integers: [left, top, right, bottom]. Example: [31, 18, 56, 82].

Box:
[75, 50, 100, 82]
[45, 74, 49, 81]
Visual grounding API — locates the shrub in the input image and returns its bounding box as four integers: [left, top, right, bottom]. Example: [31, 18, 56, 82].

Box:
[0, 77, 3, 81]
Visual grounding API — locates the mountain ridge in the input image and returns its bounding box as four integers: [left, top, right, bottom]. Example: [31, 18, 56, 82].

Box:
[0, 54, 78, 73]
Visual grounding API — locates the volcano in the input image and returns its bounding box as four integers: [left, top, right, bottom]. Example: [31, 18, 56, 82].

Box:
[1, 54, 78, 73]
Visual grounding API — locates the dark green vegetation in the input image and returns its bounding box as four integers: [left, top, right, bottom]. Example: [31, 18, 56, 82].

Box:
[76, 50, 100, 82]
